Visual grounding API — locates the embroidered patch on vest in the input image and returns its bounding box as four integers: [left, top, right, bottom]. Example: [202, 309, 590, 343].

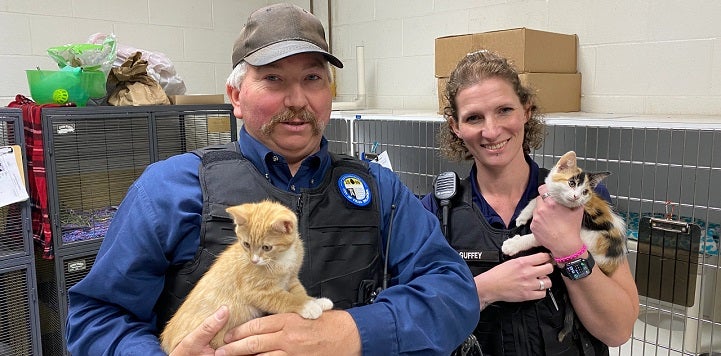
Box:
[338, 173, 371, 206]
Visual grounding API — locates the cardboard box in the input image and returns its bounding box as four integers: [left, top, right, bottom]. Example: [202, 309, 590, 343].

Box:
[170, 94, 225, 105]
[437, 72, 581, 114]
[207, 116, 231, 133]
[435, 28, 578, 78]
[437, 77, 449, 115]
[519, 72, 581, 113]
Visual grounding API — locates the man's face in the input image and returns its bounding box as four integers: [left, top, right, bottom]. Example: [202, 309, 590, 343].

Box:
[228, 53, 333, 165]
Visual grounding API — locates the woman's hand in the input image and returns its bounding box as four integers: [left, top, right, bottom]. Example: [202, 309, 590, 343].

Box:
[475, 252, 554, 305]
[530, 185, 585, 258]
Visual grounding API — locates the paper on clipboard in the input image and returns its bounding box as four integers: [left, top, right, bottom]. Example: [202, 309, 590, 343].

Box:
[0, 145, 29, 208]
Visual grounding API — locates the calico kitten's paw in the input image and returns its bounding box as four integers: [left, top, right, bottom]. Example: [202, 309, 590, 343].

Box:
[515, 200, 536, 226]
[314, 297, 334, 311]
[298, 299, 325, 319]
[501, 235, 523, 256]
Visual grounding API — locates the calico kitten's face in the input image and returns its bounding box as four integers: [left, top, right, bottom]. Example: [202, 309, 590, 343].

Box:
[226, 201, 300, 267]
[546, 151, 609, 208]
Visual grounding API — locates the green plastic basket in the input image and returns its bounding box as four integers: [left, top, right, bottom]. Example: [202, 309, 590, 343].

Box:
[26, 69, 106, 106]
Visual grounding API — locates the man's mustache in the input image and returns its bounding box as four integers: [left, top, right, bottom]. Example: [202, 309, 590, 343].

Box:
[261, 109, 323, 136]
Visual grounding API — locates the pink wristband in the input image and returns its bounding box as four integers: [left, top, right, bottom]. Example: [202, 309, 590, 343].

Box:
[554, 244, 587, 264]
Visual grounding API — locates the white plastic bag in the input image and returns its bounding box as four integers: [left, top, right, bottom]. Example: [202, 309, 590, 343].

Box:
[88, 33, 186, 95]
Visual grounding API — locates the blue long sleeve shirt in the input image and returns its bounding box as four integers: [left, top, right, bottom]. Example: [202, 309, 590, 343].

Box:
[66, 127, 479, 355]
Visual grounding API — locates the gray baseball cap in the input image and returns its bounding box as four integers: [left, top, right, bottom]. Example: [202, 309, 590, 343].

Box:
[232, 3, 343, 69]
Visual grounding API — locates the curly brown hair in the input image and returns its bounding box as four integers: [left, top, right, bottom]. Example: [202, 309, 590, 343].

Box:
[438, 50, 545, 161]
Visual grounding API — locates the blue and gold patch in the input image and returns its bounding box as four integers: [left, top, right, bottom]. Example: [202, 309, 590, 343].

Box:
[338, 173, 371, 207]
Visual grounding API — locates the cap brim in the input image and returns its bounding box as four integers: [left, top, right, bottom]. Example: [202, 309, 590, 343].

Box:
[244, 40, 343, 68]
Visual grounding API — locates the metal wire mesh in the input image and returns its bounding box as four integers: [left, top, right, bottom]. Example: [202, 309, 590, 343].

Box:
[35, 249, 96, 356]
[0, 265, 34, 356]
[41, 105, 237, 252]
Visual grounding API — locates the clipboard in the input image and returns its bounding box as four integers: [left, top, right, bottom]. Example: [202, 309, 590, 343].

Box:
[0, 145, 29, 208]
[634, 215, 701, 307]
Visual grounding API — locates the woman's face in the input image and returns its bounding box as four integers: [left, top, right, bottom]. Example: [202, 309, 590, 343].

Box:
[451, 77, 529, 169]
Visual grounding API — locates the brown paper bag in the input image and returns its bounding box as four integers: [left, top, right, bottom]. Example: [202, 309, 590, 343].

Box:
[107, 51, 170, 106]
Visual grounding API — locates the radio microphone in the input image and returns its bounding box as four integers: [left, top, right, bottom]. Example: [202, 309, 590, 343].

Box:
[434, 171, 458, 236]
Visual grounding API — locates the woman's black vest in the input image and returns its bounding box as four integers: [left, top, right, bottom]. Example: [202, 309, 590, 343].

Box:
[437, 171, 608, 356]
[154, 143, 384, 330]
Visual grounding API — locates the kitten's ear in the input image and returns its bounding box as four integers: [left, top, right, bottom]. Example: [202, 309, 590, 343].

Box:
[556, 151, 577, 171]
[271, 218, 296, 234]
[226, 205, 248, 226]
[589, 171, 611, 188]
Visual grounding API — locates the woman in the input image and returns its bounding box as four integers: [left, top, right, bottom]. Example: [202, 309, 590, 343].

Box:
[422, 50, 639, 355]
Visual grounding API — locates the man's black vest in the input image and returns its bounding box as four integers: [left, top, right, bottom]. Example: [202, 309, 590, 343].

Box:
[154, 143, 384, 330]
[437, 170, 608, 356]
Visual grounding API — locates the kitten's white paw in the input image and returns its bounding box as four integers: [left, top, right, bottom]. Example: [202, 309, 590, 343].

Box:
[314, 297, 334, 311]
[298, 299, 324, 319]
[501, 236, 523, 256]
[515, 200, 536, 226]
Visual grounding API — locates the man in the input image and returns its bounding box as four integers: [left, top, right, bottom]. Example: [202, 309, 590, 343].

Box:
[66, 3, 479, 355]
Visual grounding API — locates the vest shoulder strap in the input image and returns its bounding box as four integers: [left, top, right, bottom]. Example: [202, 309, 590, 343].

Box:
[538, 167, 549, 186]
[330, 152, 369, 170]
[192, 142, 241, 166]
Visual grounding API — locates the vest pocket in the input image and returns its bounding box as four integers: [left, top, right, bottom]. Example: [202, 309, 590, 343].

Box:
[302, 226, 381, 309]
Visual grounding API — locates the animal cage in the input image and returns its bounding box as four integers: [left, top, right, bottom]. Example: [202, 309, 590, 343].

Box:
[0, 109, 33, 260]
[325, 116, 352, 155]
[0, 109, 42, 355]
[328, 112, 721, 355]
[39, 104, 237, 257]
[29, 104, 237, 355]
[0, 262, 42, 356]
[35, 246, 96, 356]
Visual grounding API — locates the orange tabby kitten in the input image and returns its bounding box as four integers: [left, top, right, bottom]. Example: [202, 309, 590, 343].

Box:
[160, 200, 333, 352]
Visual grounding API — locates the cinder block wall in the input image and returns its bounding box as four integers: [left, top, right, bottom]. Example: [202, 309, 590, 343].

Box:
[2, 1, 720, 115]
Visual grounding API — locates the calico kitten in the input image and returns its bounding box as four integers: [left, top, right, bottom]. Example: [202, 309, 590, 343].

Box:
[501, 151, 627, 341]
[160, 200, 333, 352]
[501, 150, 627, 274]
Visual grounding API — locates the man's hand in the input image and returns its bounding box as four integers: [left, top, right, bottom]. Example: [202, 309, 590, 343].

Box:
[169, 305, 229, 356]
[216, 310, 361, 356]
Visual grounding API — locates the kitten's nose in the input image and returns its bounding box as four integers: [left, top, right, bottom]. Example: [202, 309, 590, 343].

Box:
[251, 255, 261, 264]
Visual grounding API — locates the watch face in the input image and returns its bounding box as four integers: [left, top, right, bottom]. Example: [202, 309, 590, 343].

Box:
[565, 259, 592, 280]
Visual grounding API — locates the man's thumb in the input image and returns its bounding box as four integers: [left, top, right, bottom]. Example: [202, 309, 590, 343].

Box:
[198, 305, 229, 339]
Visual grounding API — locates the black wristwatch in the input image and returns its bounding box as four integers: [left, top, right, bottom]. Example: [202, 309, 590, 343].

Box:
[559, 253, 595, 280]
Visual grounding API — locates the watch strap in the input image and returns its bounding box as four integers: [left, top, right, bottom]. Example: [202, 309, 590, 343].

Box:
[559, 252, 595, 280]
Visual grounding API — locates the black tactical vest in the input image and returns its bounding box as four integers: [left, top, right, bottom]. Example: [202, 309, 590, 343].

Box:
[437, 170, 608, 356]
[154, 143, 384, 330]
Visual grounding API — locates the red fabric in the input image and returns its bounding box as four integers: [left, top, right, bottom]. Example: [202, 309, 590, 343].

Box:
[8, 94, 74, 259]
